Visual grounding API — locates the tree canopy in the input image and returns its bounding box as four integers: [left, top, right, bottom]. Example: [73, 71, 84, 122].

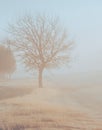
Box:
[0, 45, 16, 78]
[8, 15, 74, 87]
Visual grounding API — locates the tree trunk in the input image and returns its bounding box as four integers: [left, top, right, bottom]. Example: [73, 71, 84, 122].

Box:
[8, 74, 11, 79]
[38, 68, 43, 88]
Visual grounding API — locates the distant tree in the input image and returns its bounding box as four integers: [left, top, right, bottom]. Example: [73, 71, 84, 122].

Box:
[0, 45, 16, 79]
[9, 15, 74, 87]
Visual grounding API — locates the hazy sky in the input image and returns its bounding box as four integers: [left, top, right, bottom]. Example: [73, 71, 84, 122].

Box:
[0, 0, 102, 77]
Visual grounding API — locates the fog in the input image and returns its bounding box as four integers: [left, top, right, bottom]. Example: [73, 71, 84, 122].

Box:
[0, 0, 102, 83]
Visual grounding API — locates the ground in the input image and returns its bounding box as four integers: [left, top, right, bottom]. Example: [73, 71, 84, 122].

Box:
[0, 79, 102, 130]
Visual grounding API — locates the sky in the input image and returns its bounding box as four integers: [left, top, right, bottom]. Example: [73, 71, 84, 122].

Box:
[0, 0, 102, 78]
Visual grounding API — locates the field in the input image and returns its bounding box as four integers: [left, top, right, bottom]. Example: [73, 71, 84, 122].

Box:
[0, 79, 102, 130]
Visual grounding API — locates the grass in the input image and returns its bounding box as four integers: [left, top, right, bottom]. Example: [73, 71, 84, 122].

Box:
[0, 97, 102, 129]
[0, 80, 102, 130]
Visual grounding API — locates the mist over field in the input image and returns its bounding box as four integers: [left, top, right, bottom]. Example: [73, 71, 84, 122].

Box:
[0, 0, 102, 129]
[1, 70, 102, 129]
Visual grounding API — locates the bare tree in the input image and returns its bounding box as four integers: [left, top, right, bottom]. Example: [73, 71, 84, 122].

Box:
[8, 15, 73, 87]
[0, 45, 16, 79]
